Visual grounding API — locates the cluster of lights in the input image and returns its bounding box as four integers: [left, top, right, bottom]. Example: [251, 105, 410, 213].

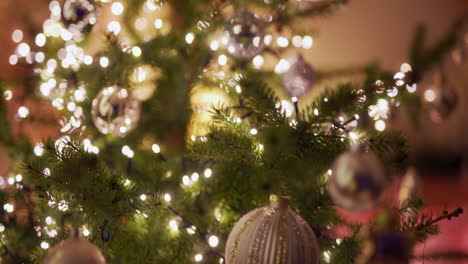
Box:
[7, 174, 23, 187]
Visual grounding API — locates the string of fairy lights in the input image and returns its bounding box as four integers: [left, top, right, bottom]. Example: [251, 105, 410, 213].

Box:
[3, 0, 464, 262]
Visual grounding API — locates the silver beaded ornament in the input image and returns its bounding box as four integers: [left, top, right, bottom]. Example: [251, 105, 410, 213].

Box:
[225, 9, 266, 59]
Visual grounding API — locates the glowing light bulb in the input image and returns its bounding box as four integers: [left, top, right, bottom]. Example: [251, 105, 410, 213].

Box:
[276, 100, 293, 117]
[218, 54, 227, 65]
[60, 29, 73, 41]
[15, 174, 23, 182]
[210, 40, 219, 51]
[17, 43, 30, 57]
[323, 250, 331, 263]
[35, 33, 47, 47]
[302, 36, 313, 49]
[3, 90, 12, 101]
[292, 35, 302, 47]
[186, 226, 196, 235]
[349, 132, 358, 140]
[100, 57, 109, 68]
[107, 21, 121, 35]
[191, 173, 199, 182]
[152, 144, 161, 153]
[18, 106, 29, 118]
[182, 175, 192, 186]
[12, 29, 23, 43]
[208, 235, 219, 247]
[250, 128, 258, 135]
[185, 33, 195, 44]
[424, 89, 436, 102]
[45, 216, 54, 225]
[154, 18, 163, 29]
[83, 55, 93, 65]
[9, 55, 18, 65]
[169, 219, 178, 231]
[3, 203, 14, 213]
[277, 36, 289, 48]
[140, 194, 147, 201]
[122, 145, 135, 158]
[253, 55, 264, 69]
[274, 59, 290, 74]
[264, 34, 273, 45]
[400, 63, 412, 73]
[41, 241, 50, 249]
[35, 52, 45, 63]
[132, 46, 142, 57]
[33, 144, 44, 156]
[195, 254, 203, 262]
[163, 193, 171, 202]
[375, 120, 386, 131]
[111, 2, 124, 15]
[82, 228, 90, 237]
[204, 168, 212, 178]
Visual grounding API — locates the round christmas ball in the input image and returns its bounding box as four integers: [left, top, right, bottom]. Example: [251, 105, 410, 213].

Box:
[225, 9, 266, 59]
[225, 195, 320, 264]
[61, 0, 96, 31]
[91, 85, 141, 137]
[327, 144, 387, 212]
[44, 229, 106, 264]
[281, 54, 316, 98]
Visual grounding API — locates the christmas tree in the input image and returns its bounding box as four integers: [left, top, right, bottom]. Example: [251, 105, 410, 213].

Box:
[1, 0, 467, 263]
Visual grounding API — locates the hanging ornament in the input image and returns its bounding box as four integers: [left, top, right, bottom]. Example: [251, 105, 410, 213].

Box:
[44, 228, 106, 264]
[357, 210, 412, 264]
[61, 0, 96, 32]
[225, 195, 320, 264]
[225, 9, 266, 59]
[327, 144, 387, 212]
[423, 72, 458, 123]
[281, 54, 316, 97]
[91, 85, 141, 137]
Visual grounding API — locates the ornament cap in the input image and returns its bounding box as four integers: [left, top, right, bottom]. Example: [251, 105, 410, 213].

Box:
[269, 194, 290, 209]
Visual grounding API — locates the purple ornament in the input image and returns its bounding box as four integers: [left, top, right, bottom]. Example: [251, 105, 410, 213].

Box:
[281, 54, 316, 97]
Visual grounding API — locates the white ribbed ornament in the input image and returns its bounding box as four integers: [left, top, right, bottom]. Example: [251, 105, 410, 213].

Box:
[225, 196, 320, 264]
[43, 228, 106, 264]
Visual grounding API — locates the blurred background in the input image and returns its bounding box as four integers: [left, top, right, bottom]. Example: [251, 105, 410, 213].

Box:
[0, 0, 467, 262]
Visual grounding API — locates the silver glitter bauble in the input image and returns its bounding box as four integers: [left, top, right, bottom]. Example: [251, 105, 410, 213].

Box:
[91, 86, 141, 137]
[225, 9, 266, 59]
[225, 196, 320, 264]
[61, 0, 96, 31]
[281, 54, 315, 97]
[44, 229, 106, 264]
[328, 144, 387, 212]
